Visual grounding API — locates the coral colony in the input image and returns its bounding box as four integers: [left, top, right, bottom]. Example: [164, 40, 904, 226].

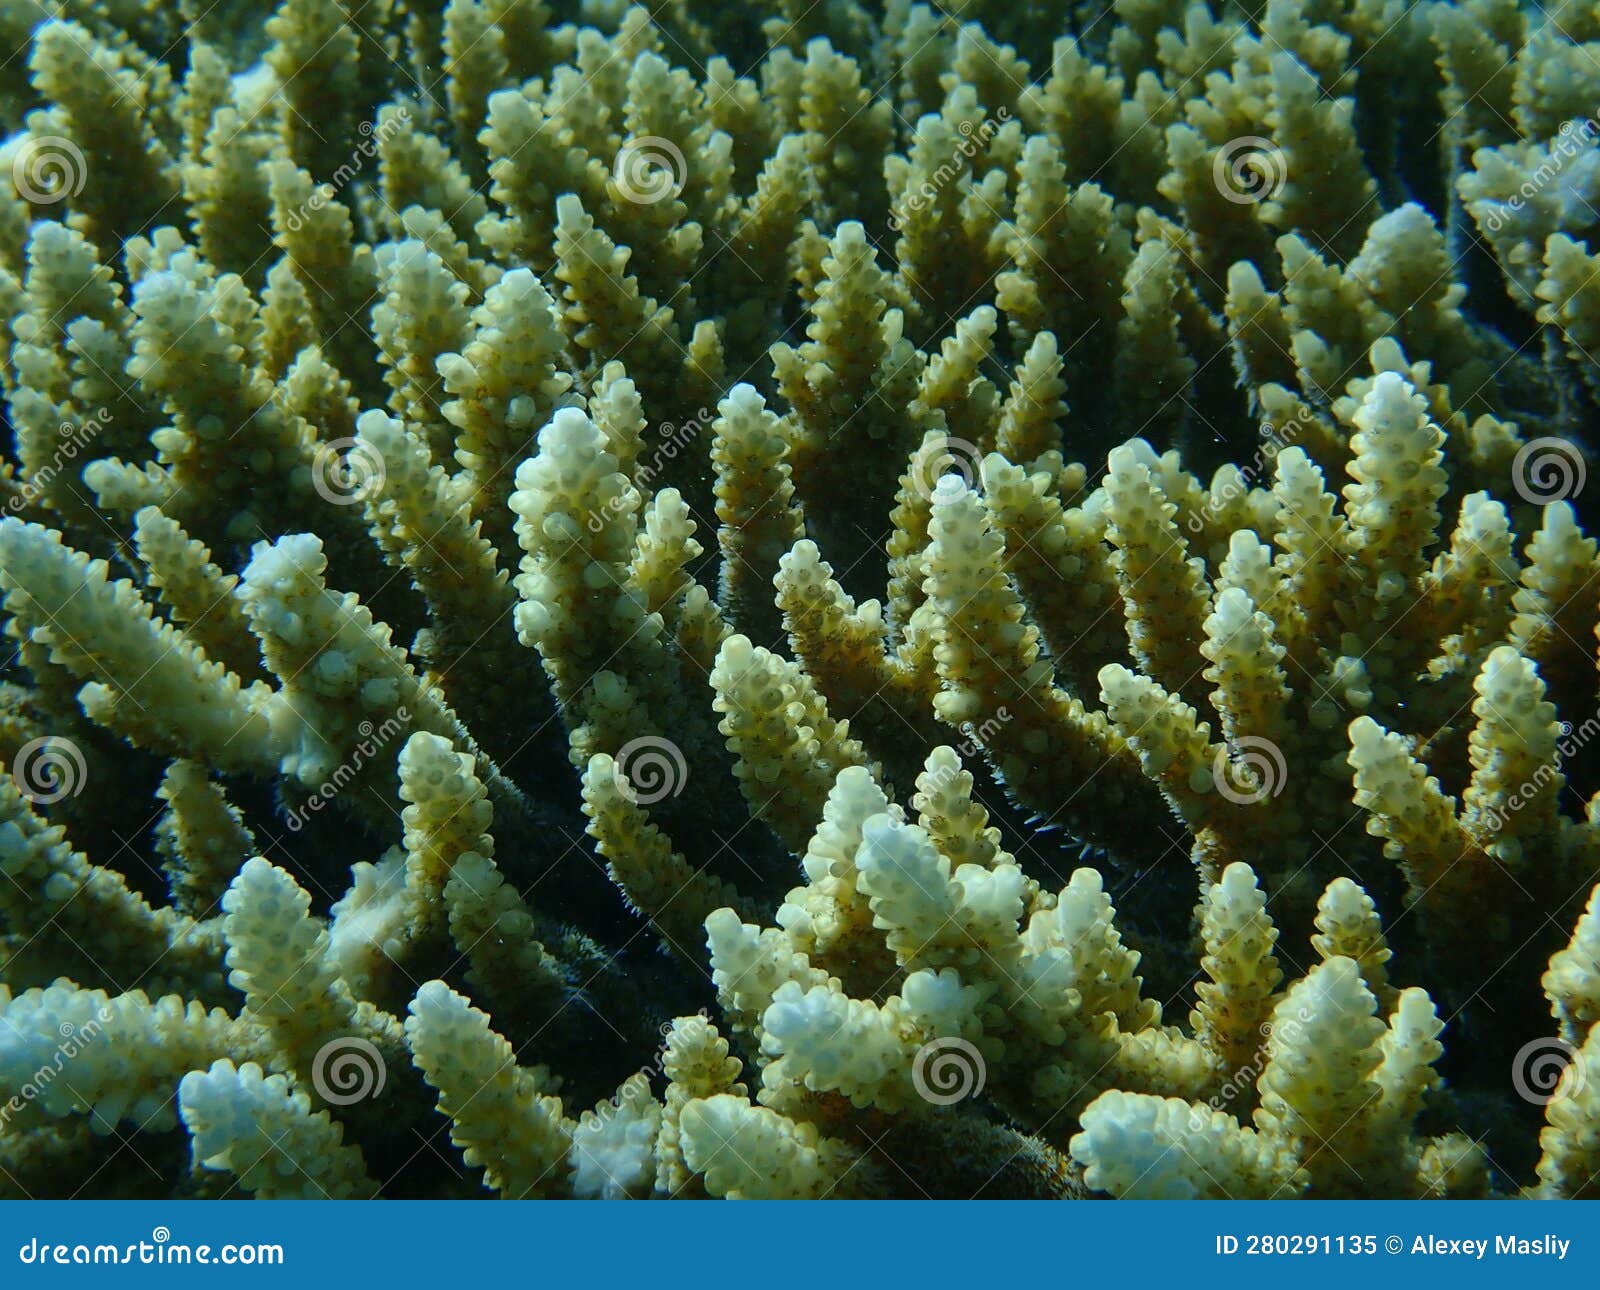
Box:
[3, 0, 1600, 1202]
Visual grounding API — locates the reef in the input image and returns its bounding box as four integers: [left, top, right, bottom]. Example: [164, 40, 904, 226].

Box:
[2, 0, 1600, 1200]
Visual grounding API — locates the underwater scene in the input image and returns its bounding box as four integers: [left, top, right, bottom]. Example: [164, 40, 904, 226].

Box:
[0, 0, 1599, 1203]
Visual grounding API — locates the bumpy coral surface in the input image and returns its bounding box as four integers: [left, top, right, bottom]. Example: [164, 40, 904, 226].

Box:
[2, 0, 1600, 1200]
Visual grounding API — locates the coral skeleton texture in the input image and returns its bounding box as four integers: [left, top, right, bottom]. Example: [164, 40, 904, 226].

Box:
[2, 0, 1600, 1200]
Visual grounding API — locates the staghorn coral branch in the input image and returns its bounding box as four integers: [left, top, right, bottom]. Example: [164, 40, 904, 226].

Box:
[0, 0, 1598, 1204]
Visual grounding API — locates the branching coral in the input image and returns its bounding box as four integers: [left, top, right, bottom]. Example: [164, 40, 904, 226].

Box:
[3, 0, 1600, 1203]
